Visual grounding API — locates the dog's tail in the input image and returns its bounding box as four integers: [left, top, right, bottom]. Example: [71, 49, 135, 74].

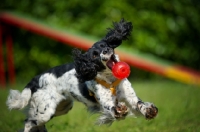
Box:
[6, 88, 31, 110]
[103, 18, 133, 49]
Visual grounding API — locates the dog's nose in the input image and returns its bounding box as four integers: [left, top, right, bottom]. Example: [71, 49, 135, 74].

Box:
[103, 48, 110, 54]
[103, 50, 107, 54]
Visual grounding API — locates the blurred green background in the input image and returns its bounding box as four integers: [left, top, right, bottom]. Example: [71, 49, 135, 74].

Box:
[1, 0, 200, 81]
[1, 1, 200, 132]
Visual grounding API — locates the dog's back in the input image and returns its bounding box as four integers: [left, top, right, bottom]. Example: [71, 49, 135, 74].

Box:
[6, 63, 75, 110]
[6, 62, 100, 131]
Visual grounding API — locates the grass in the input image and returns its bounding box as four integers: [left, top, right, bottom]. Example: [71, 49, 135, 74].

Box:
[0, 80, 200, 132]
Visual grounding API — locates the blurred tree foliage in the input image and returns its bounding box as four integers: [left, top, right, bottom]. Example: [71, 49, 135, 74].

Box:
[1, 0, 200, 80]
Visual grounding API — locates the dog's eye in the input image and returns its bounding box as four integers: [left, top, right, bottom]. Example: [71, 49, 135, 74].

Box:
[93, 51, 99, 58]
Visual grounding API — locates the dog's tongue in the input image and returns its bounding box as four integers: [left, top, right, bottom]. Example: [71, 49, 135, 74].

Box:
[106, 55, 118, 70]
[106, 60, 116, 70]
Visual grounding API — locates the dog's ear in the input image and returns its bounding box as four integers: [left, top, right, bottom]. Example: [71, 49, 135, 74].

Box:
[103, 18, 133, 48]
[72, 49, 97, 82]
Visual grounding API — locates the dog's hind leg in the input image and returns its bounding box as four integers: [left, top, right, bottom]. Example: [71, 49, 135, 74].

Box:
[23, 123, 47, 132]
[24, 88, 63, 132]
[28, 125, 47, 132]
[24, 101, 55, 132]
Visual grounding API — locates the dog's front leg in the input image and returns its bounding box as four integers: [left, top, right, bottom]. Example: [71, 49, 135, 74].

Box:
[93, 85, 118, 125]
[117, 79, 158, 119]
[90, 83, 128, 125]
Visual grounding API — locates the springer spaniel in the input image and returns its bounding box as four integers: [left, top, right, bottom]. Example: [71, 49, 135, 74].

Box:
[7, 19, 158, 132]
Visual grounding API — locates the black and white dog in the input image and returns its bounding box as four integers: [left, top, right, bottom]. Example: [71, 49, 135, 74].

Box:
[7, 19, 158, 132]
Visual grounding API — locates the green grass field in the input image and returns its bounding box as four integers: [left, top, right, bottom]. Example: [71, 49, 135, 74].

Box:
[0, 80, 200, 132]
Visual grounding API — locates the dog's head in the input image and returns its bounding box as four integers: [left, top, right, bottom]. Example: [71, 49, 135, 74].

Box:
[73, 19, 133, 82]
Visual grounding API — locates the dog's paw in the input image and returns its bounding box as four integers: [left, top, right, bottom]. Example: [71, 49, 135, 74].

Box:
[143, 102, 158, 120]
[114, 102, 129, 119]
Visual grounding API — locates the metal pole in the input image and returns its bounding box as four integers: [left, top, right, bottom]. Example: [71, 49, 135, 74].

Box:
[0, 24, 6, 88]
[6, 26, 15, 85]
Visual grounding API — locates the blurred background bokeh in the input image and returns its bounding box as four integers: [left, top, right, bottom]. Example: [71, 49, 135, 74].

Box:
[1, 1, 200, 132]
[1, 0, 200, 82]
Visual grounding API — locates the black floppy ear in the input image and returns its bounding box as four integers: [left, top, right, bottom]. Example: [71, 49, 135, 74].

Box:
[103, 18, 133, 48]
[72, 49, 97, 82]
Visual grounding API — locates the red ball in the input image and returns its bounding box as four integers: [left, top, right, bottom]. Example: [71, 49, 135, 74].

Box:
[112, 62, 130, 79]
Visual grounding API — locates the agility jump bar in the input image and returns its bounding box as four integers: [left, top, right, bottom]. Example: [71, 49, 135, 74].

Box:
[0, 11, 199, 86]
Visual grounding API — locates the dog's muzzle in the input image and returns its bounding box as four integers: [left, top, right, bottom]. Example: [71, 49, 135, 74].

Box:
[101, 47, 114, 61]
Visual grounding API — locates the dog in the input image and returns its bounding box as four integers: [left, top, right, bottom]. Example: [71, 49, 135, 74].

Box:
[6, 19, 158, 132]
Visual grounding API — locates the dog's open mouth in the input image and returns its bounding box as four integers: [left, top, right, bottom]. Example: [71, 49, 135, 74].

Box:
[106, 54, 118, 70]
